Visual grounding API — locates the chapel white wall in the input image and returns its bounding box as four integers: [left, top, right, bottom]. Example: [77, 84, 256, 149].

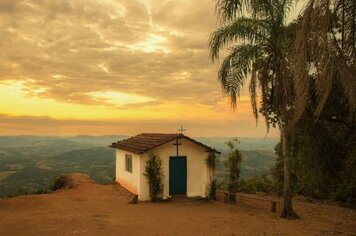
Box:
[138, 138, 210, 200]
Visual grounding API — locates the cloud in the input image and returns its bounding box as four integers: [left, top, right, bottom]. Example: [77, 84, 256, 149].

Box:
[0, 0, 222, 106]
[0, 0, 278, 137]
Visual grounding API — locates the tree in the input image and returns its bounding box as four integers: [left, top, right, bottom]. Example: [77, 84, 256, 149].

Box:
[271, 81, 356, 203]
[290, 0, 356, 206]
[293, 0, 356, 123]
[226, 138, 242, 202]
[143, 153, 164, 202]
[209, 0, 298, 218]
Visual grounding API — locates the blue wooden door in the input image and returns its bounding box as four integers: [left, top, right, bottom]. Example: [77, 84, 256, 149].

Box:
[169, 156, 187, 195]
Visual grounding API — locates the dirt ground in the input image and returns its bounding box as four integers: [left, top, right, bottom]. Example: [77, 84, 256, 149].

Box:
[0, 183, 355, 236]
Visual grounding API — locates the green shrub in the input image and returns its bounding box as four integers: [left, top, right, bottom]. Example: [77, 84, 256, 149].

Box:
[51, 175, 71, 191]
[205, 152, 216, 171]
[208, 179, 218, 200]
[143, 153, 164, 202]
[239, 176, 272, 193]
[206, 152, 218, 200]
[226, 138, 242, 202]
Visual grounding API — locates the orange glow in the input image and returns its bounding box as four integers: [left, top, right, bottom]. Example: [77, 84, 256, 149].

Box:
[0, 0, 279, 137]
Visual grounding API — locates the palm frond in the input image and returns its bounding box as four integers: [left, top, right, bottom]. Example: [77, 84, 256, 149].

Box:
[215, 0, 296, 23]
[209, 17, 269, 61]
[249, 63, 259, 121]
[258, 63, 273, 132]
[292, 2, 312, 124]
[337, 59, 356, 114]
[294, 0, 356, 119]
[218, 44, 261, 108]
[250, 0, 275, 19]
[334, 0, 356, 59]
[314, 57, 334, 118]
[215, 0, 251, 22]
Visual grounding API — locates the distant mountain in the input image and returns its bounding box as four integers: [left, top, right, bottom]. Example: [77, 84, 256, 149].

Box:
[0, 136, 58, 147]
[0, 138, 91, 156]
[0, 135, 126, 197]
[0, 135, 278, 150]
[0, 146, 115, 197]
[0, 135, 279, 197]
[0, 135, 127, 149]
[196, 137, 279, 153]
[65, 135, 128, 147]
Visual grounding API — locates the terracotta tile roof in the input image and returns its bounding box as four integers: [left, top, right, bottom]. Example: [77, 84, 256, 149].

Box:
[109, 133, 220, 154]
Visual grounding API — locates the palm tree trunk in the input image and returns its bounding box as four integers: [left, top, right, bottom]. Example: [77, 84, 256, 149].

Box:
[280, 127, 299, 219]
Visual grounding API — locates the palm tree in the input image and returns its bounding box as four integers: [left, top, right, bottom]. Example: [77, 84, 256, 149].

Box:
[293, 0, 356, 122]
[209, 0, 298, 218]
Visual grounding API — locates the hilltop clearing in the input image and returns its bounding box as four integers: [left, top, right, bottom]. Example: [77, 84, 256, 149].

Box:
[0, 181, 355, 236]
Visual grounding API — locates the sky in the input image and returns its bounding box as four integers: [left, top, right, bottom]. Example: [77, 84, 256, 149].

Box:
[0, 0, 304, 137]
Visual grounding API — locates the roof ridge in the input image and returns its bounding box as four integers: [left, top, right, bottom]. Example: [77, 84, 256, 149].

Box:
[109, 133, 219, 154]
[139, 132, 181, 135]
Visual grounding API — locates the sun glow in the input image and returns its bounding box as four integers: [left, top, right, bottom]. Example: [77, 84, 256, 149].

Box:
[127, 34, 170, 53]
[88, 91, 155, 105]
[0, 80, 236, 122]
[0, 81, 157, 120]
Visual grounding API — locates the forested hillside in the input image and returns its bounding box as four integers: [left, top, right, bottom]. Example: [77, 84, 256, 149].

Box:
[0, 136, 277, 197]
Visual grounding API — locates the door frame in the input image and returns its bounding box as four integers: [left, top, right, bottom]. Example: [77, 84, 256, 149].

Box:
[169, 156, 187, 196]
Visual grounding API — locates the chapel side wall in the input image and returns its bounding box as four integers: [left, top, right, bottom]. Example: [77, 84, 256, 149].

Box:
[116, 149, 141, 195]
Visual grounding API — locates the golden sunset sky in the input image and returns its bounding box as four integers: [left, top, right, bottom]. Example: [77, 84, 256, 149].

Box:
[0, 0, 305, 137]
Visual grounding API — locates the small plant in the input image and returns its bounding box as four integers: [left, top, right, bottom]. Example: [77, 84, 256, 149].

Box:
[143, 153, 164, 202]
[208, 179, 218, 200]
[206, 152, 217, 200]
[226, 138, 242, 202]
[205, 152, 216, 174]
[51, 175, 71, 191]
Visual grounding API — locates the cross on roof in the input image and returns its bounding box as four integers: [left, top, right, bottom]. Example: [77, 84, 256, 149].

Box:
[178, 125, 186, 134]
[173, 138, 182, 156]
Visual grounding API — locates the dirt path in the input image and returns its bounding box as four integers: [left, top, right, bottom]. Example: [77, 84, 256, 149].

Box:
[0, 183, 355, 236]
